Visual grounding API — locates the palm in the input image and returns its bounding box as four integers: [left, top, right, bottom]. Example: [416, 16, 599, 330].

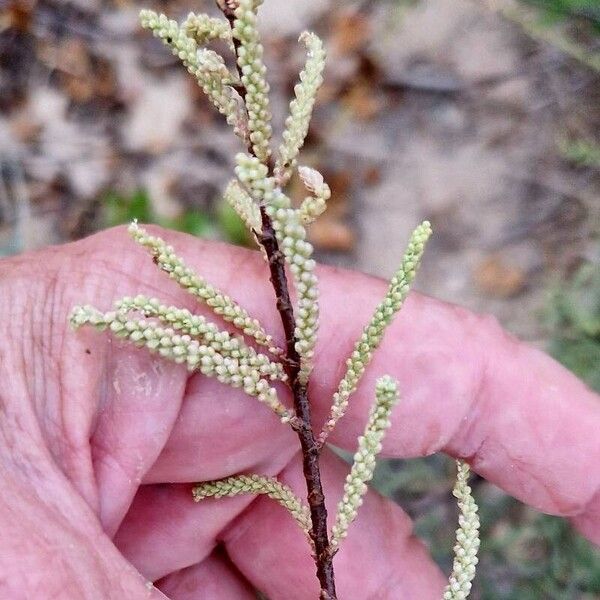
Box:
[1, 227, 598, 599]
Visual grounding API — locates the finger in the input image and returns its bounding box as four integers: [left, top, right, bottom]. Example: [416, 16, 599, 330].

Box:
[75, 227, 600, 542]
[89, 345, 187, 535]
[0, 454, 169, 600]
[116, 450, 447, 598]
[144, 368, 298, 484]
[226, 450, 447, 599]
[156, 551, 255, 600]
[114, 483, 253, 581]
[115, 425, 298, 582]
[18, 237, 191, 536]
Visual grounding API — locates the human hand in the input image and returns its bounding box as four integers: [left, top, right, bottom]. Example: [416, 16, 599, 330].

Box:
[0, 226, 598, 599]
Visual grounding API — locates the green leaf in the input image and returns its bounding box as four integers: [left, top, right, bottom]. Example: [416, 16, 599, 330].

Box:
[217, 201, 252, 246]
[167, 210, 216, 238]
[103, 189, 155, 227]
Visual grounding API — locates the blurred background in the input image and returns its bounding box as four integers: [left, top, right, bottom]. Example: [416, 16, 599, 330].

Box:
[1, 0, 599, 597]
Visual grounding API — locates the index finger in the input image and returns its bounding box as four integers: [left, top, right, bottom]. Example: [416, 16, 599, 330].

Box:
[320, 285, 600, 544]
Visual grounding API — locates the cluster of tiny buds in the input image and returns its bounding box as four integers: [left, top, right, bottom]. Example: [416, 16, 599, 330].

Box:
[182, 12, 233, 47]
[234, 152, 319, 381]
[114, 295, 286, 381]
[275, 32, 326, 186]
[70, 304, 291, 421]
[232, 0, 272, 163]
[224, 180, 262, 232]
[298, 166, 331, 225]
[330, 376, 399, 548]
[128, 222, 280, 354]
[443, 461, 480, 600]
[197, 49, 232, 78]
[389, 221, 432, 288]
[234, 153, 279, 205]
[266, 201, 319, 381]
[193, 473, 313, 549]
[318, 221, 432, 444]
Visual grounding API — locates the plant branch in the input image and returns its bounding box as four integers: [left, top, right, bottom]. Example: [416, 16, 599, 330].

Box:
[257, 207, 337, 599]
[217, 3, 337, 596]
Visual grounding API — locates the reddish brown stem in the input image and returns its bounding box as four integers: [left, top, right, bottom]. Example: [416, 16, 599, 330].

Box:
[257, 208, 337, 599]
[217, 3, 337, 596]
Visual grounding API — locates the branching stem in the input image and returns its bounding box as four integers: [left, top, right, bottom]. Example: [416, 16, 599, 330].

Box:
[217, 3, 337, 596]
[258, 207, 336, 598]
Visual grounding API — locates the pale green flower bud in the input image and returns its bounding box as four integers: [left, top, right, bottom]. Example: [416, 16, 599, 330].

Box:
[297, 166, 331, 225]
[231, 0, 272, 163]
[318, 221, 432, 446]
[330, 376, 399, 549]
[443, 461, 480, 600]
[223, 179, 262, 233]
[275, 32, 326, 187]
[128, 222, 282, 355]
[182, 12, 233, 49]
[193, 474, 312, 549]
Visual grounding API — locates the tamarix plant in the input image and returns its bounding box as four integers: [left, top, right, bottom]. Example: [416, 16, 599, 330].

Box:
[70, 1, 480, 598]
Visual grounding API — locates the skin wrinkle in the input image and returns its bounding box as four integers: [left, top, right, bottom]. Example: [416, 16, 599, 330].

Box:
[114, 433, 302, 581]
[573, 487, 600, 544]
[88, 339, 109, 439]
[0, 293, 55, 488]
[114, 483, 255, 581]
[90, 357, 188, 534]
[360, 499, 425, 599]
[0, 406, 47, 483]
[444, 334, 489, 463]
[367, 571, 407, 600]
[156, 551, 255, 599]
[2, 465, 109, 598]
[476, 319, 598, 516]
[40, 264, 100, 510]
[1, 449, 166, 597]
[34, 271, 61, 455]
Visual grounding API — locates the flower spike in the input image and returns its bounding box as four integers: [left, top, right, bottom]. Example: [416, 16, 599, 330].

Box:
[236, 154, 320, 383]
[443, 461, 480, 599]
[193, 474, 313, 550]
[128, 222, 282, 355]
[231, 0, 273, 163]
[139, 10, 248, 145]
[330, 376, 399, 550]
[318, 221, 432, 446]
[275, 32, 326, 187]
[70, 305, 292, 423]
[114, 295, 285, 381]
